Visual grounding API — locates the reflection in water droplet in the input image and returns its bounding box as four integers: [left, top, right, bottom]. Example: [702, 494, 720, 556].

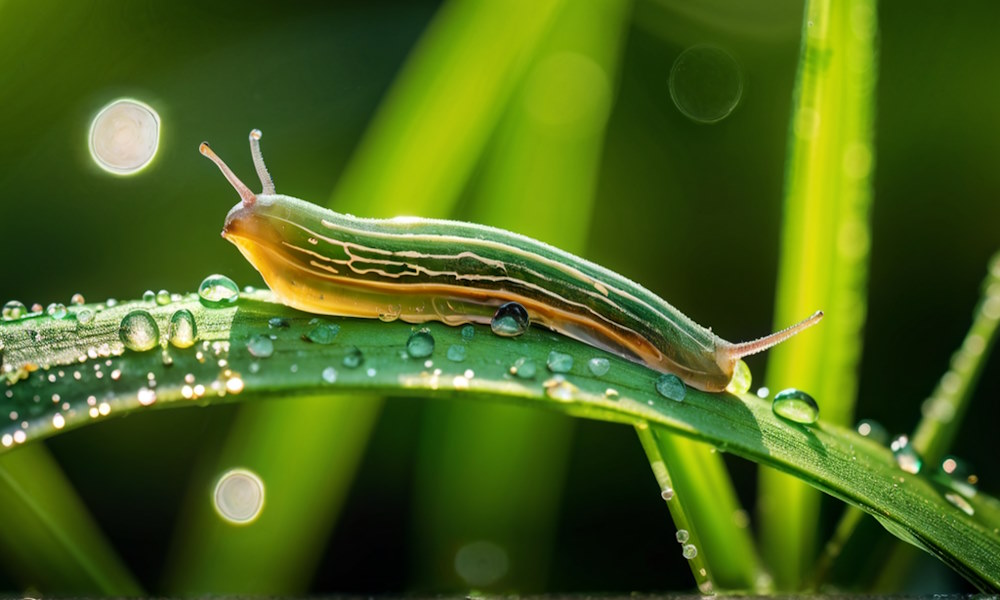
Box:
[454, 540, 509, 587]
[198, 274, 239, 307]
[509, 357, 536, 379]
[655, 374, 687, 402]
[143, 290, 156, 303]
[168, 309, 197, 348]
[46, 303, 68, 320]
[725, 360, 752, 395]
[669, 45, 743, 124]
[89, 98, 160, 175]
[491, 302, 530, 337]
[119, 310, 159, 351]
[546, 351, 573, 373]
[890, 435, 922, 474]
[406, 329, 435, 358]
[940, 455, 978, 497]
[856, 418, 889, 445]
[214, 468, 265, 525]
[772, 389, 820, 424]
[306, 323, 341, 344]
[756, 387, 770, 399]
[446, 344, 467, 362]
[247, 334, 274, 358]
[587, 357, 610, 377]
[2, 301, 27, 320]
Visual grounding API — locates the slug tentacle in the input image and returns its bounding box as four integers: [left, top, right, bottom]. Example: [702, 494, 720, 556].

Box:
[722, 310, 824, 360]
[249, 129, 275, 195]
[199, 142, 256, 206]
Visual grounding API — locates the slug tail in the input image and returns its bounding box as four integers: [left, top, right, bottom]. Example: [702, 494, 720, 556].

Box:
[725, 310, 824, 360]
[200, 141, 257, 207]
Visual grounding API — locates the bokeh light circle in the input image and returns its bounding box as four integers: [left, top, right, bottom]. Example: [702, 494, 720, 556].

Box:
[88, 98, 160, 175]
[669, 45, 743, 124]
[213, 468, 265, 525]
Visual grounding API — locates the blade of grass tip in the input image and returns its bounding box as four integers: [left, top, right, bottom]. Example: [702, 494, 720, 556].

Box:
[758, 0, 878, 589]
[408, 0, 629, 590]
[0, 447, 142, 594]
[167, 0, 568, 592]
[635, 422, 715, 595]
[817, 250, 1000, 590]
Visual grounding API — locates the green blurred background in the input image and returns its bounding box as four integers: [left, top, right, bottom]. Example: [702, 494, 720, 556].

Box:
[0, 0, 998, 593]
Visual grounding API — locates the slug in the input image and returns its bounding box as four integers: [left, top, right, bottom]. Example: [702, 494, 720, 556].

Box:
[200, 130, 822, 392]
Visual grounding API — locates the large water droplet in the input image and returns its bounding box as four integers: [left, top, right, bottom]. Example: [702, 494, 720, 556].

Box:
[46, 303, 68, 320]
[407, 329, 435, 358]
[168, 309, 197, 348]
[546, 351, 573, 373]
[669, 45, 743, 124]
[119, 310, 159, 352]
[246, 334, 274, 358]
[890, 435, 922, 474]
[306, 323, 340, 344]
[89, 98, 160, 175]
[856, 418, 889, 445]
[198, 274, 239, 307]
[655, 374, 687, 402]
[213, 468, 265, 525]
[2, 301, 27, 321]
[725, 359, 752, 395]
[343, 347, 364, 369]
[491, 302, 530, 337]
[772, 388, 819, 424]
[587, 357, 610, 377]
[446, 344, 467, 362]
[509, 357, 536, 379]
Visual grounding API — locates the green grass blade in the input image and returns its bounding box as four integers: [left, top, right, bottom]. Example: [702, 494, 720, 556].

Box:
[759, 0, 878, 588]
[408, 0, 630, 590]
[2, 293, 999, 590]
[0, 447, 142, 594]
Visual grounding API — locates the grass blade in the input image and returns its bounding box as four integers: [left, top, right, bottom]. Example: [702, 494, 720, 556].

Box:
[758, 0, 878, 588]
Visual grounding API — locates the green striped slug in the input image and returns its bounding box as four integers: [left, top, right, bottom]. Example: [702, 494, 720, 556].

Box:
[200, 130, 822, 392]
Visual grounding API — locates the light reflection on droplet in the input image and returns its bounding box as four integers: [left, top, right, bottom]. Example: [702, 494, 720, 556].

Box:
[89, 98, 161, 175]
[213, 468, 265, 525]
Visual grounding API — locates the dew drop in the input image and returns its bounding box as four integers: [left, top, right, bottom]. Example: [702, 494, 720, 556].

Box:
[214, 468, 265, 525]
[155, 289, 171, 305]
[655, 374, 687, 402]
[856, 418, 889, 445]
[2, 301, 27, 320]
[322, 366, 338, 384]
[772, 388, 820, 424]
[940, 455, 978, 497]
[509, 357, 536, 379]
[89, 98, 160, 175]
[70, 293, 85, 306]
[198, 274, 239, 307]
[675, 529, 690, 543]
[343, 347, 364, 369]
[46, 303, 68, 320]
[268, 317, 289, 329]
[119, 310, 159, 352]
[446, 344, 467, 362]
[660, 487, 674, 501]
[142, 290, 155, 303]
[587, 357, 610, 377]
[682, 544, 698, 559]
[491, 302, 530, 337]
[246, 334, 275, 359]
[669, 45, 743, 124]
[461, 324, 476, 341]
[756, 386, 770, 399]
[890, 435, 922, 474]
[306, 323, 341, 344]
[167, 309, 197, 348]
[406, 329, 436, 358]
[77, 308, 95, 325]
[725, 359, 752, 395]
[546, 351, 574, 373]
[137, 387, 157, 406]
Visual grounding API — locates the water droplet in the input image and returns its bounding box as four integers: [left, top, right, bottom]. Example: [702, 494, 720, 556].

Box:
[944, 491, 974, 516]
[446, 344, 467, 362]
[587, 357, 610, 377]
[70, 293, 85, 306]
[676, 529, 690, 543]
[756, 386, 770, 399]
[137, 387, 157, 406]
[2, 301, 27, 320]
[246, 334, 275, 359]
[378, 304, 402, 322]
[322, 366, 338, 384]
[77, 308, 95, 325]
[940, 456, 978, 497]
[461, 324, 476, 340]
[491, 302, 530, 337]
[89, 98, 160, 175]
[454, 540, 509, 587]
[655, 374, 687, 402]
[856, 418, 889, 445]
[669, 45, 743, 124]
[772, 388, 820, 424]
[544, 376, 577, 402]
[725, 359, 752, 395]
[890, 435, 922, 474]
[343, 347, 364, 369]
[682, 544, 698, 559]
[509, 357, 536, 379]
[167, 309, 197, 348]
[198, 274, 239, 307]
[604, 388, 620, 400]
[155, 289, 171, 305]
[305, 323, 341, 344]
[119, 310, 159, 352]
[406, 329, 435, 358]
[46, 303, 68, 320]
[660, 487, 674, 501]
[142, 290, 156, 303]
[546, 351, 574, 373]
[268, 317, 289, 329]
[213, 468, 265, 525]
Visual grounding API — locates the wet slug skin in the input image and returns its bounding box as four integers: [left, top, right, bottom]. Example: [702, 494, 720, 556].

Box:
[201, 130, 822, 392]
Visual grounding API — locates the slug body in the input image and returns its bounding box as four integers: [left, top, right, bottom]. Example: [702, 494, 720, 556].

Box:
[202, 131, 822, 392]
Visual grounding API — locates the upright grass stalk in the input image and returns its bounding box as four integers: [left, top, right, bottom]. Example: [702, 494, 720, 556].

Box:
[409, 0, 630, 589]
[166, 0, 569, 591]
[758, 0, 878, 588]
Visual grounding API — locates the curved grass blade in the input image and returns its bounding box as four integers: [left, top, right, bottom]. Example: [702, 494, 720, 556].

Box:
[1, 292, 998, 590]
